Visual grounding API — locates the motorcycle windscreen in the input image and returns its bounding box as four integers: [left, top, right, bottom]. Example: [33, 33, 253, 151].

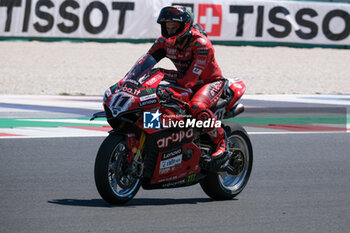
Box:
[126, 54, 157, 83]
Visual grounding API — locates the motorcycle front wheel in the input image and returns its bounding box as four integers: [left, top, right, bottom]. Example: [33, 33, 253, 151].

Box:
[94, 134, 141, 205]
[200, 122, 253, 200]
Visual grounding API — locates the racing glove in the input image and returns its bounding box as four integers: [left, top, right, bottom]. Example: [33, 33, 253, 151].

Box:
[157, 86, 173, 102]
[162, 69, 184, 84]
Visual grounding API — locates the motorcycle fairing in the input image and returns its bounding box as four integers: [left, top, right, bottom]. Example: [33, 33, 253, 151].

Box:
[139, 126, 205, 189]
[226, 78, 246, 111]
[100, 54, 249, 191]
[152, 142, 201, 182]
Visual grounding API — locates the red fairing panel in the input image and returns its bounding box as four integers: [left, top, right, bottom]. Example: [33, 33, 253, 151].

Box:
[150, 142, 202, 185]
[227, 79, 246, 110]
[142, 72, 164, 88]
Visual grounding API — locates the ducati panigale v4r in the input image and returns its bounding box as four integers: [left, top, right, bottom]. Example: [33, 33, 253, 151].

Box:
[91, 54, 253, 204]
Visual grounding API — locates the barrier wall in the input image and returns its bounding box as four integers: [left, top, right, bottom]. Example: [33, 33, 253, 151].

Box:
[0, 0, 349, 48]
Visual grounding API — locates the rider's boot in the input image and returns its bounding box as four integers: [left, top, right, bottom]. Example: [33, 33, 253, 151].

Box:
[196, 110, 229, 170]
[206, 127, 229, 169]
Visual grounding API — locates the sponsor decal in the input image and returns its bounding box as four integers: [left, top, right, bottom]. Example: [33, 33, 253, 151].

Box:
[138, 98, 157, 107]
[162, 148, 182, 160]
[194, 41, 203, 47]
[234, 83, 243, 89]
[159, 167, 170, 175]
[122, 85, 141, 96]
[125, 79, 139, 85]
[158, 175, 183, 184]
[143, 110, 161, 129]
[187, 174, 196, 184]
[159, 164, 182, 175]
[167, 48, 177, 54]
[192, 67, 203, 75]
[0, 1, 135, 35]
[161, 178, 186, 188]
[160, 154, 182, 169]
[196, 55, 207, 66]
[1, 2, 350, 45]
[198, 4, 222, 36]
[197, 38, 207, 45]
[145, 76, 159, 86]
[157, 129, 194, 148]
[228, 4, 350, 43]
[140, 93, 157, 101]
[210, 81, 223, 97]
[197, 49, 209, 55]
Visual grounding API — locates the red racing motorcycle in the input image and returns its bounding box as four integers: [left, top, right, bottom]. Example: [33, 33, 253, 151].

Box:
[91, 54, 253, 204]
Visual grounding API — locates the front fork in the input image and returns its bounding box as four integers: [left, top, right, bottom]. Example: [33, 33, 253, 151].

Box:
[125, 131, 146, 177]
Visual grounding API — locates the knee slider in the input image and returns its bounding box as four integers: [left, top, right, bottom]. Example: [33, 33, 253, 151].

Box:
[196, 109, 216, 121]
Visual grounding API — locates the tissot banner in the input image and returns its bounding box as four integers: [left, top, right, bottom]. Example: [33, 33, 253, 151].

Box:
[0, 0, 349, 46]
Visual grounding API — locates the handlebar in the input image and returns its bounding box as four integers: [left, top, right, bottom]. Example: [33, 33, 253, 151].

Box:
[156, 86, 189, 109]
[169, 96, 190, 109]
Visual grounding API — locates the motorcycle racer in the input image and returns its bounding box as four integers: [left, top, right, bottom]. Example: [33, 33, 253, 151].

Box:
[147, 6, 228, 168]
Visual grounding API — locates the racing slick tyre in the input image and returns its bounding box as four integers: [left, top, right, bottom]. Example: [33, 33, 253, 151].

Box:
[200, 122, 253, 200]
[94, 134, 141, 205]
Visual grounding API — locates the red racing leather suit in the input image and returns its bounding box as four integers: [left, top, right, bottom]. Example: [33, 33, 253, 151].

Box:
[148, 27, 222, 88]
[147, 27, 226, 153]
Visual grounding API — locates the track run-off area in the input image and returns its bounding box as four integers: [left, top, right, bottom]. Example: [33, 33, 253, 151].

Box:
[0, 94, 349, 138]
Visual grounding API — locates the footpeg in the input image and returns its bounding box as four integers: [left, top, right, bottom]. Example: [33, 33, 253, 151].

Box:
[200, 151, 230, 172]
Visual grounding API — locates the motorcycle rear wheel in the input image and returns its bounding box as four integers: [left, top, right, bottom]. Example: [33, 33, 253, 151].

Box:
[200, 122, 253, 200]
[94, 134, 141, 205]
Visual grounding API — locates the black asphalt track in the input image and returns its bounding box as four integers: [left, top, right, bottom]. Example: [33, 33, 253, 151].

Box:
[1, 132, 349, 233]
